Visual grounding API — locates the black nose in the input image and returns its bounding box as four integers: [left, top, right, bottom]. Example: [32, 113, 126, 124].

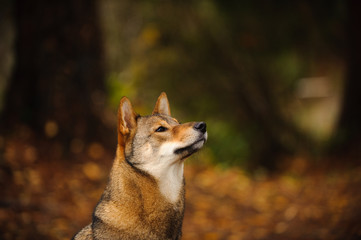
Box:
[194, 122, 207, 133]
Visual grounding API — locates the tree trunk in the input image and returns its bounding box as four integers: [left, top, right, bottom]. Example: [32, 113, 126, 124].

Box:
[334, 0, 361, 155]
[1, 0, 114, 151]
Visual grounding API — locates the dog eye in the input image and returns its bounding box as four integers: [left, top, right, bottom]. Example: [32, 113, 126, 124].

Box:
[155, 126, 167, 132]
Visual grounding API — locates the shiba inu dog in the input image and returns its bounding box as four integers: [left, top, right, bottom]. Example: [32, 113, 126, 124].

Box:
[72, 92, 207, 240]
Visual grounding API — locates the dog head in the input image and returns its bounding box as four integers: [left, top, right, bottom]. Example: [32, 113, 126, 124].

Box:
[117, 92, 207, 171]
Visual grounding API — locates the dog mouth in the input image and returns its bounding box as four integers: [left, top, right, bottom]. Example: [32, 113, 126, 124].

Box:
[174, 136, 207, 160]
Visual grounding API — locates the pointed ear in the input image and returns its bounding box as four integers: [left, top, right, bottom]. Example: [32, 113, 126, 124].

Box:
[152, 92, 171, 116]
[118, 97, 137, 139]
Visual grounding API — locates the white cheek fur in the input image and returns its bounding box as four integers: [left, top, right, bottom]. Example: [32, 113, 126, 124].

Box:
[158, 142, 182, 158]
[142, 143, 153, 157]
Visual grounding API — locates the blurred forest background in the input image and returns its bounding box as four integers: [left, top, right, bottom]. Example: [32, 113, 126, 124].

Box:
[1, 0, 361, 239]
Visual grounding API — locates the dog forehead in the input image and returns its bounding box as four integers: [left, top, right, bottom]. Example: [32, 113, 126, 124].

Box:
[138, 114, 179, 126]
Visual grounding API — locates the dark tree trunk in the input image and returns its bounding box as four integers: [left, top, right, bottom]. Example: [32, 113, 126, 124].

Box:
[1, 0, 114, 150]
[335, 0, 361, 154]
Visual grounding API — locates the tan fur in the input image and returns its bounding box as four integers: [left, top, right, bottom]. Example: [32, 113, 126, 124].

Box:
[72, 92, 207, 240]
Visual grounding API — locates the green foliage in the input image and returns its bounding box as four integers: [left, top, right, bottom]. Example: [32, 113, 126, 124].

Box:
[206, 120, 250, 167]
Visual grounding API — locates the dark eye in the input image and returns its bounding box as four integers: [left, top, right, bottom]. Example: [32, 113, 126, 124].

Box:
[155, 126, 167, 132]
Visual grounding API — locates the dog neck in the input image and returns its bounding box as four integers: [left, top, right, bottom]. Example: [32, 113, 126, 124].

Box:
[138, 158, 185, 204]
[116, 146, 185, 204]
[156, 161, 185, 204]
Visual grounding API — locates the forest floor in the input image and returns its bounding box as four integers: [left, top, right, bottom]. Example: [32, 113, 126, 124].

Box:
[1, 136, 361, 240]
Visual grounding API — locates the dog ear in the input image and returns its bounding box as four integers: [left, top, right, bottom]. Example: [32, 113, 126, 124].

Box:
[118, 97, 137, 139]
[152, 92, 171, 116]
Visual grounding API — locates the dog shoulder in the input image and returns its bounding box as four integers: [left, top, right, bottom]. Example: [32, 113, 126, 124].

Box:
[91, 159, 185, 239]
